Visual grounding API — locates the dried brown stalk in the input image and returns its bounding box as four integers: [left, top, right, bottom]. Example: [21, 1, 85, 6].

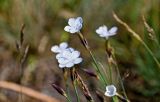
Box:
[112, 12, 160, 68]
[112, 12, 142, 42]
[142, 15, 155, 39]
[76, 72, 94, 102]
[0, 81, 60, 102]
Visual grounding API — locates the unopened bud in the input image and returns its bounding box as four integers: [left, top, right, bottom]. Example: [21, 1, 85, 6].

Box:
[83, 69, 98, 78]
[51, 83, 67, 97]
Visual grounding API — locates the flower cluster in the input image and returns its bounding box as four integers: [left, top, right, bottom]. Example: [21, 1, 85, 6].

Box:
[105, 85, 117, 97]
[51, 17, 119, 99]
[51, 42, 83, 68]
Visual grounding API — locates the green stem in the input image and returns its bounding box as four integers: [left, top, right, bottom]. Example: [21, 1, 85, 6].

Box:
[63, 69, 72, 102]
[108, 62, 113, 83]
[142, 41, 160, 68]
[66, 82, 71, 102]
[113, 96, 119, 102]
[71, 68, 80, 102]
[92, 63, 106, 88]
[105, 39, 113, 83]
[66, 96, 72, 102]
[73, 81, 80, 102]
[98, 62, 109, 83]
[78, 32, 107, 86]
[89, 50, 108, 85]
[113, 54, 128, 100]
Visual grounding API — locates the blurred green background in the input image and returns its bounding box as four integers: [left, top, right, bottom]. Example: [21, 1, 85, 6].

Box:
[0, 0, 160, 102]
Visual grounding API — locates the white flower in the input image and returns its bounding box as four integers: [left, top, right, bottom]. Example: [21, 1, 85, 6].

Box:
[51, 42, 83, 68]
[64, 17, 83, 33]
[57, 50, 83, 68]
[51, 42, 68, 53]
[105, 85, 117, 97]
[96, 25, 118, 39]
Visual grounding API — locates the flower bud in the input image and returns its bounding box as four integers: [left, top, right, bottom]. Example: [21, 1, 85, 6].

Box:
[51, 83, 67, 97]
[83, 69, 98, 78]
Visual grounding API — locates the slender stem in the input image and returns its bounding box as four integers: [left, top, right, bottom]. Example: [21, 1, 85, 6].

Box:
[112, 96, 119, 102]
[108, 62, 113, 83]
[63, 69, 72, 102]
[98, 62, 109, 83]
[71, 68, 80, 102]
[78, 32, 107, 86]
[113, 54, 128, 100]
[73, 81, 80, 102]
[142, 41, 160, 68]
[105, 39, 113, 84]
[66, 96, 72, 102]
[116, 93, 130, 102]
[89, 50, 108, 85]
[66, 81, 71, 102]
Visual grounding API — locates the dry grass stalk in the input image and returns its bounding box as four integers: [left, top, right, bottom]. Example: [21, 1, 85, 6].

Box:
[112, 12, 142, 42]
[76, 72, 94, 102]
[51, 83, 67, 97]
[142, 15, 155, 40]
[0, 81, 60, 102]
[112, 12, 160, 68]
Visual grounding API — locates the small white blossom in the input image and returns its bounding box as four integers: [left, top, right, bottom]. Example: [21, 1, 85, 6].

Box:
[96, 25, 118, 39]
[105, 85, 117, 97]
[51, 42, 83, 68]
[51, 42, 68, 53]
[55, 47, 74, 59]
[57, 50, 83, 68]
[64, 17, 83, 33]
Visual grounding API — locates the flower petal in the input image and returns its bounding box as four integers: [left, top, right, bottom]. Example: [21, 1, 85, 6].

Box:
[108, 26, 118, 35]
[76, 17, 83, 24]
[74, 58, 82, 64]
[59, 64, 65, 68]
[67, 47, 74, 52]
[66, 62, 74, 68]
[68, 18, 76, 26]
[72, 51, 80, 59]
[102, 25, 108, 32]
[56, 53, 62, 59]
[69, 28, 78, 33]
[99, 34, 107, 37]
[76, 23, 82, 31]
[60, 42, 68, 49]
[105, 91, 112, 97]
[51, 45, 60, 53]
[64, 26, 72, 32]
[96, 25, 107, 36]
[58, 58, 66, 63]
